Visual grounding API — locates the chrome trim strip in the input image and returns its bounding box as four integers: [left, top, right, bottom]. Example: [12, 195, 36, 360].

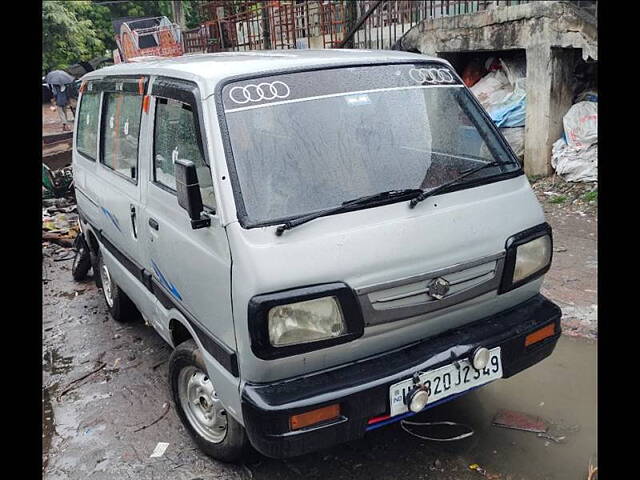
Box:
[355, 252, 504, 295]
[357, 253, 505, 327]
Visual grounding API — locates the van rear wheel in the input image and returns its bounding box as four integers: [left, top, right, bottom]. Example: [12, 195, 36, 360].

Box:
[97, 251, 136, 322]
[71, 234, 92, 281]
[169, 339, 248, 462]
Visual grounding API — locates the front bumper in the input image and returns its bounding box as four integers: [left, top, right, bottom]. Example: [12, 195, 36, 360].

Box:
[241, 294, 562, 458]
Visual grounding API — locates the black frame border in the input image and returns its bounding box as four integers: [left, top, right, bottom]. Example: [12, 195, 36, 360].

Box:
[499, 222, 553, 294]
[248, 282, 365, 360]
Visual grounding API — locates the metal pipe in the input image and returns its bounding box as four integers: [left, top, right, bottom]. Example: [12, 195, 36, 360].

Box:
[337, 0, 384, 48]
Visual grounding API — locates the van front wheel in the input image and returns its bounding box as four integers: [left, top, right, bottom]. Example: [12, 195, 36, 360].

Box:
[169, 339, 248, 462]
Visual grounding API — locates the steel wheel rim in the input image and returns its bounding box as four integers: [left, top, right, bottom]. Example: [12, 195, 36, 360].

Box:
[178, 365, 227, 444]
[100, 261, 114, 307]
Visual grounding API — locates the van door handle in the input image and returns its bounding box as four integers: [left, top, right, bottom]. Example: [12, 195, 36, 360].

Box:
[148, 218, 159, 231]
[130, 204, 137, 238]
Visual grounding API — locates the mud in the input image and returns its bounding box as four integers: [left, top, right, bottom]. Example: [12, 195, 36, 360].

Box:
[43, 205, 597, 480]
[538, 189, 598, 340]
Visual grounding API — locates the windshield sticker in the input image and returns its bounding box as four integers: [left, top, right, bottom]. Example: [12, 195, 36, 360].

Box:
[222, 63, 461, 113]
[408, 68, 455, 84]
[228, 81, 290, 105]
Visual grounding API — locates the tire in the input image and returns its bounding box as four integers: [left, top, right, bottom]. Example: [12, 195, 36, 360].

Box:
[96, 250, 136, 322]
[71, 234, 92, 281]
[169, 339, 248, 462]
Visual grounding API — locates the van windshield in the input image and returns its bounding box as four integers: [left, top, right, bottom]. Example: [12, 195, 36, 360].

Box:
[221, 63, 520, 227]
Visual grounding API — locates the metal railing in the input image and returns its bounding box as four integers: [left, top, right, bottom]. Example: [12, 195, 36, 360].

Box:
[182, 1, 594, 54]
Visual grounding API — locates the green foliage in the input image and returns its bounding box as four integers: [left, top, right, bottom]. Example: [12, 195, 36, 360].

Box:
[42, 1, 106, 73]
[549, 195, 567, 204]
[43, 1, 209, 72]
[582, 190, 598, 203]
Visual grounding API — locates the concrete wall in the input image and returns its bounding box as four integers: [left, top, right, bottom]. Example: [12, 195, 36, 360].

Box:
[394, 1, 597, 177]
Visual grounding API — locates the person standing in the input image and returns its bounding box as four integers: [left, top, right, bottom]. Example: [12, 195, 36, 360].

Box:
[50, 84, 74, 131]
[45, 70, 77, 132]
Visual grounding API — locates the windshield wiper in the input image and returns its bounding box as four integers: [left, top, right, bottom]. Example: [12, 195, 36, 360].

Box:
[409, 161, 504, 209]
[275, 189, 422, 236]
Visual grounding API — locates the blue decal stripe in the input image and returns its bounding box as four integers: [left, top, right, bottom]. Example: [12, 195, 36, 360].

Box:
[150, 260, 183, 301]
[101, 206, 122, 232]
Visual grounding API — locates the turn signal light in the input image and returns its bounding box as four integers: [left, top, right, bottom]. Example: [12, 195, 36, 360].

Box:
[290, 404, 340, 430]
[525, 323, 555, 347]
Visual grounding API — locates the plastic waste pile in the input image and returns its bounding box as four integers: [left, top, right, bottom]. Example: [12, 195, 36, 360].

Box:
[551, 99, 597, 183]
[466, 57, 527, 160]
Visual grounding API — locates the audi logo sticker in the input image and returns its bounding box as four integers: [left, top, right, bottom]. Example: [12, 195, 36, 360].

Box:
[408, 68, 456, 85]
[228, 81, 291, 104]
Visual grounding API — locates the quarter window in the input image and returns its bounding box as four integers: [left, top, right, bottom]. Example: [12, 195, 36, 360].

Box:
[76, 92, 100, 160]
[101, 92, 142, 181]
[153, 97, 214, 208]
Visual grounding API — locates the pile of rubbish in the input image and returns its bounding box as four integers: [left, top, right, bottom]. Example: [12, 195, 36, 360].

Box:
[43, 198, 79, 248]
[551, 97, 598, 183]
[465, 56, 527, 160]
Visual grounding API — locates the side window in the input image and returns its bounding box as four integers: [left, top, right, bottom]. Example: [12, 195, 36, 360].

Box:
[153, 97, 214, 209]
[101, 92, 142, 181]
[76, 92, 100, 160]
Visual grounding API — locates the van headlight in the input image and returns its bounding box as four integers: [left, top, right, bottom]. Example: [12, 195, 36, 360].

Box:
[249, 283, 364, 359]
[500, 224, 553, 293]
[268, 296, 345, 346]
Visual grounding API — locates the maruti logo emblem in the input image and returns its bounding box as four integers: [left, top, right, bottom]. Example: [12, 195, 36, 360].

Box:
[428, 277, 450, 300]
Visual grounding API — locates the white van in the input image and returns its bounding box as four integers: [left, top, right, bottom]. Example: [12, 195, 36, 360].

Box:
[72, 50, 561, 461]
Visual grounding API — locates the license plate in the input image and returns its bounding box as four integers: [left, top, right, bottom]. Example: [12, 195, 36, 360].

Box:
[389, 347, 502, 417]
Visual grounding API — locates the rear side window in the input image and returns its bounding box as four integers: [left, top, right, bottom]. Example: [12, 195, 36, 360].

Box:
[76, 92, 100, 160]
[101, 92, 142, 181]
[153, 97, 214, 208]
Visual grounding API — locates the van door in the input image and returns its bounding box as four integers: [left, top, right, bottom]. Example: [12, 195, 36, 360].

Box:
[138, 78, 237, 359]
[91, 76, 155, 318]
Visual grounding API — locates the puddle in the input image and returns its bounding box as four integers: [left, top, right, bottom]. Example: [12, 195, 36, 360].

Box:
[43, 349, 74, 375]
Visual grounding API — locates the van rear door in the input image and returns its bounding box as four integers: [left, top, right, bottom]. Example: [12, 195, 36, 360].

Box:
[91, 77, 151, 309]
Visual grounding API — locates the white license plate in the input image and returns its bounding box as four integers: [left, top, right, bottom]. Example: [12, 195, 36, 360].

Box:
[389, 347, 502, 417]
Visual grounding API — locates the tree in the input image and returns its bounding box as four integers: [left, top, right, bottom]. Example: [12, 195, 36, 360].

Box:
[43, 1, 107, 73]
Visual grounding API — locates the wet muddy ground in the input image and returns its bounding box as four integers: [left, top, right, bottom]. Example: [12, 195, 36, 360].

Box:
[43, 193, 597, 480]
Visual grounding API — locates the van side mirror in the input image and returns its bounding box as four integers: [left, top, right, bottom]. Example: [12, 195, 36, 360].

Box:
[175, 159, 211, 229]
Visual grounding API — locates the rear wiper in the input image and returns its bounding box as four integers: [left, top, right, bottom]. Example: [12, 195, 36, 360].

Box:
[409, 161, 504, 209]
[275, 189, 422, 236]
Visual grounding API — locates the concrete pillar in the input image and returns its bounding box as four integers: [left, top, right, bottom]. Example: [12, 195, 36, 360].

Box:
[524, 46, 575, 176]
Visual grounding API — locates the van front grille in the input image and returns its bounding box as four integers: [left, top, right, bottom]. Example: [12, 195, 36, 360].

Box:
[355, 252, 505, 327]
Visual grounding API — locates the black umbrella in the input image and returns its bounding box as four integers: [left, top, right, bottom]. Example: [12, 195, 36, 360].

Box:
[45, 70, 75, 86]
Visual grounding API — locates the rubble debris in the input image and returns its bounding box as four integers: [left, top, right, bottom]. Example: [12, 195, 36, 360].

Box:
[150, 442, 170, 458]
[536, 431, 566, 444]
[43, 196, 79, 248]
[469, 463, 487, 476]
[492, 409, 548, 433]
[43, 164, 73, 199]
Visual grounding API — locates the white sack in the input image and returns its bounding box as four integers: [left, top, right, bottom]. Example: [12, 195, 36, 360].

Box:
[500, 127, 525, 160]
[563, 101, 598, 148]
[551, 138, 598, 183]
[470, 70, 511, 109]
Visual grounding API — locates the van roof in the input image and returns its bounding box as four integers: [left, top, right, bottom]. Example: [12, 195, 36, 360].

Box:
[82, 49, 446, 85]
